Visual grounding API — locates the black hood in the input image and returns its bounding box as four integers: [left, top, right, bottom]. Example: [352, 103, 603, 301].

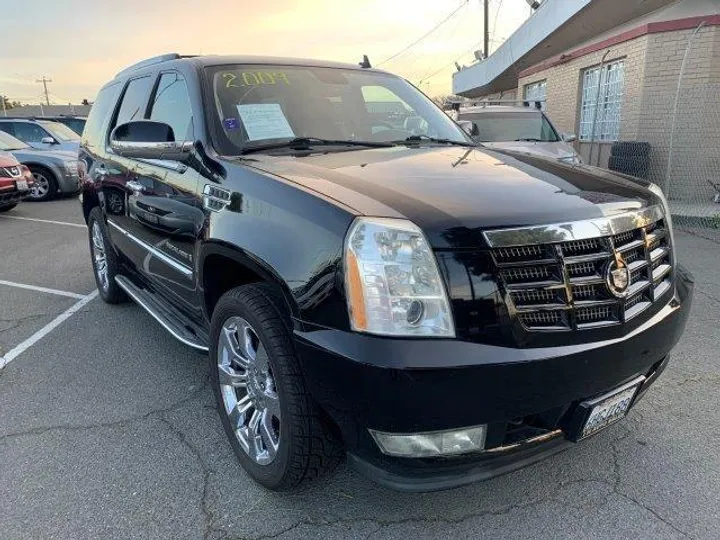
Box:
[239, 146, 659, 249]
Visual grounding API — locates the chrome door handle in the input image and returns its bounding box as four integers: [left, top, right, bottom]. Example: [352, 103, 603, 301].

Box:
[126, 180, 145, 193]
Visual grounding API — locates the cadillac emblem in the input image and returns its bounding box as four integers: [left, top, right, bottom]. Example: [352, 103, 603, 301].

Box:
[606, 256, 630, 297]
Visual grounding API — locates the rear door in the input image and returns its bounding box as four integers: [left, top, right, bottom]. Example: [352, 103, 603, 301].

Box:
[118, 71, 203, 314]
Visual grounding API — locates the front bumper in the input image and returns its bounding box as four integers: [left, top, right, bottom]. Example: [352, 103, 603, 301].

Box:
[294, 265, 693, 491]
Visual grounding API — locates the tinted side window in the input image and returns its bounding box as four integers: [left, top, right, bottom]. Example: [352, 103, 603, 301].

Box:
[114, 76, 153, 127]
[0, 123, 15, 136]
[82, 82, 122, 150]
[149, 73, 193, 141]
[13, 122, 49, 143]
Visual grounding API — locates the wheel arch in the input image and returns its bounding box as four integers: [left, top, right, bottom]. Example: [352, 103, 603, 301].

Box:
[199, 241, 301, 323]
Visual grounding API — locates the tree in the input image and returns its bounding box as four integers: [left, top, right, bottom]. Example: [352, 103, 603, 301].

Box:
[1, 96, 22, 110]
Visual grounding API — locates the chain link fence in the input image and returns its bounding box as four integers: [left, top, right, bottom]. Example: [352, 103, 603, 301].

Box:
[584, 22, 720, 242]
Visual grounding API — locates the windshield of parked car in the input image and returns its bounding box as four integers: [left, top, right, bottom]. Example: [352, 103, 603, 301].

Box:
[457, 111, 560, 142]
[39, 121, 81, 141]
[0, 130, 30, 151]
[205, 64, 470, 154]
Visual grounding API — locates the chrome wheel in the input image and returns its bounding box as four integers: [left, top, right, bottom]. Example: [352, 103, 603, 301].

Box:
[218, 317, 281, 465]
[91, 222, 109, 291]
[30, 172, 50, 200]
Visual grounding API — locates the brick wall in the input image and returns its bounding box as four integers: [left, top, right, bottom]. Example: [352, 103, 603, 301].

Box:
[637, 25, 720, 200]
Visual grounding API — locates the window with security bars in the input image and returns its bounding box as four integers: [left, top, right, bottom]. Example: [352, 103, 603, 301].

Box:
[579, 60, 625, 141]
[524, 80, 546, 111]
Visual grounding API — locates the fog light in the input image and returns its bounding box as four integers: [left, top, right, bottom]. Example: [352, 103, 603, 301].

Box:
[370, 425, 487, 457]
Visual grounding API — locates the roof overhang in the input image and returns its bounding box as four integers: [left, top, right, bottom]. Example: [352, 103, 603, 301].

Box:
[452, 0, 676, 97]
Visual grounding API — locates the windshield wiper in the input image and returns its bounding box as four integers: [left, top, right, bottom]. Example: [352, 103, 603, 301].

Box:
[240, 137, 395, 154]
[393, 135, 476, 147]
[514, 138, 543, 142]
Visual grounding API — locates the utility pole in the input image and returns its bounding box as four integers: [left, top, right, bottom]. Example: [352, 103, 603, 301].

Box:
[36, 76, 52, 106]
[484, 0, 490, 59]
[1, 95, 7, 117]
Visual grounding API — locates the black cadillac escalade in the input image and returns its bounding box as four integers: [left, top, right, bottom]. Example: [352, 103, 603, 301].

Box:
[79, 54, 693, 492]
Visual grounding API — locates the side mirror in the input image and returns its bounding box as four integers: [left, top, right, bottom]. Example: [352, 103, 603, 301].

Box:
[41, 136, 57, 145]
[457, 120, 478, 137]
[562, 133, 577, 143]
[110, 120, 192, 162]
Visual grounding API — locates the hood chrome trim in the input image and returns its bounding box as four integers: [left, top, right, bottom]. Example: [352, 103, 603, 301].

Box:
[483, 204, 665, 248]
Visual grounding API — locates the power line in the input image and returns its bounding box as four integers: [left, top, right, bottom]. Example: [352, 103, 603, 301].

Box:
[377, 1, 469, 68]
[417, 35, 505, 85]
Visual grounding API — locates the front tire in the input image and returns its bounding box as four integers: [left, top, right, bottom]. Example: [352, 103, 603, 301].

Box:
[28, 166, 58, 201]
[210, 283, 342, 490]
[87, 207, 126, 304]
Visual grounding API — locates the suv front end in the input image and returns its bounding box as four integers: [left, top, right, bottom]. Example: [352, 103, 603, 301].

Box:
[294, 189, 692, 491]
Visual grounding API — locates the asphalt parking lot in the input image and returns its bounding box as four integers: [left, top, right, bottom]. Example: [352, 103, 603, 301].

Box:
[1, 199, 719, 540]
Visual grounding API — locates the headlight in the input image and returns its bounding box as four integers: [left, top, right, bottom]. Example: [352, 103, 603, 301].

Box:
[343, 217, 455, 337]
[559, 154, 582, 165]
[63, 160, 79, 173]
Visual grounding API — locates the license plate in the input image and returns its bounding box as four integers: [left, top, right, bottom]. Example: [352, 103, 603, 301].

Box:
[16, 179, 28, 191]
[579, 377, 644, 440]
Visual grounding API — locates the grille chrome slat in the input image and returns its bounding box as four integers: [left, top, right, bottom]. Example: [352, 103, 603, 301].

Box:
[616, 239, 645, 253]
[490, 212, 672, 332]
[495, 258, 558, 268]
[652, 264, 672, 284]
[563, 252, 612, 264]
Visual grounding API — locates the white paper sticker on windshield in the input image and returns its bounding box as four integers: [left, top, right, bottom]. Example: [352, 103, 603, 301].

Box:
[236, 103, 294, 141]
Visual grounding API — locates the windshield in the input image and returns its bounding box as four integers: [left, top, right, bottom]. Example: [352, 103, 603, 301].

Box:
[0, 130, 30, 151]
[458, 111, 560, 142]
[205, 64, 470, 154]
[39, 121, 81, 141]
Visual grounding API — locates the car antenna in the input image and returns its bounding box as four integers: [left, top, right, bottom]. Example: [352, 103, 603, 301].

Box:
[359, 55, 372, 69]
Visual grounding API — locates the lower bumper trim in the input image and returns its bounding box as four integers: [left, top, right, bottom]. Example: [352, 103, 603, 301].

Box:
[348, 432, 572, 492]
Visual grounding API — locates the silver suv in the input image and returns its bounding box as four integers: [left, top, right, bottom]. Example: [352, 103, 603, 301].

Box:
[0, 118, 81, 153]
[456, 103, 581, 165]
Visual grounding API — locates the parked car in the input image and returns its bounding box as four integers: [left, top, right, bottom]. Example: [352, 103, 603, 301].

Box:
[0, 151, 34, 212]
[457, 103, 582, 165]
[0, 118, 81, 153]
[80, 54, 692, 492]
[34, 115, 87, 136]
[0, 130, 80, 201]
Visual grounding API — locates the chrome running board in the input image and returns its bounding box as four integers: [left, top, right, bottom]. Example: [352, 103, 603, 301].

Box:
[115, 275, 209, 352]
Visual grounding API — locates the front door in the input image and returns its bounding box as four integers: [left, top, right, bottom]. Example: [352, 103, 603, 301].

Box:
[119, 71, 204, 318]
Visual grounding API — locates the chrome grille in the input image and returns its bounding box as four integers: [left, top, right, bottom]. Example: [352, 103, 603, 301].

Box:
[576, 305, 614, 324]
[520, 311, 564, 328]
[512, 288, 558, 306]
[501, 265, 552, 283]
[489, 208, 672, 331]
[495, 245, 544, 262]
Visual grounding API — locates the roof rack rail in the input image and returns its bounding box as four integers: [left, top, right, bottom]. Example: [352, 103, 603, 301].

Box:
[115, 53, 187, 78]
[461, 99, 545, 110]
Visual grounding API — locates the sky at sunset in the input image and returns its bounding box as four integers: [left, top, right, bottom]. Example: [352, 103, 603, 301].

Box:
[1, 0, 531, 105]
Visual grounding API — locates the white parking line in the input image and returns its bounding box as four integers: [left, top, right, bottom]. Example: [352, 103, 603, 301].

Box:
[0, 215, 86, 228]
[0, 291, 99, 370]
[0, 280, 86, 300]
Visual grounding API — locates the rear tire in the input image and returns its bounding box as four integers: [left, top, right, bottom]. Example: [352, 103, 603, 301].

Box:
[0, 204, 17, 212]
[209, 283, 342, 490]
[87, 207, 126, 304]
[28, 166, 58, 202]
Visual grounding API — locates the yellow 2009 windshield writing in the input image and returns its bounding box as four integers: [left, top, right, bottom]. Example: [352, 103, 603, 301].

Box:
[222, 72, 290, 88]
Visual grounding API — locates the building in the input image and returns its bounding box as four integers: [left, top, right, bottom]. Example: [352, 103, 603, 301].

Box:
[453, 0, 720, 208]
[3, 104, 92, 117]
